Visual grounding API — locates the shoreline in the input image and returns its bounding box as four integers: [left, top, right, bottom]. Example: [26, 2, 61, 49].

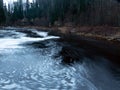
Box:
[11, 25, 120, 45]
[13, 25, 120, 65]
[1, 25, 120, 45]
[1, 25, 120, 46]
[1, 25, 120, 65]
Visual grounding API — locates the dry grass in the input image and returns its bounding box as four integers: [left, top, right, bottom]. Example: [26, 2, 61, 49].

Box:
[57, 26, 120, 42]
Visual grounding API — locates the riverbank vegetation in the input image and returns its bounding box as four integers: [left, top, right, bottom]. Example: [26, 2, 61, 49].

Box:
[0, 0, 120, 42]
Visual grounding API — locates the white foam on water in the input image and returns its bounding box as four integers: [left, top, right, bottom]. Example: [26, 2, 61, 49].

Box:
[33, 30, 48, 37]
[0, 29, 60, 49]
[0, 37, 59, 49]
[1, 83, 32, 90]
[2, 83, 20, 89]
[0, 79, 10, 84]
[21, 36, 60, 42]
[4, 26, 18, 30]
[0, 30, 26, 39]
[0, 38, 24, 49]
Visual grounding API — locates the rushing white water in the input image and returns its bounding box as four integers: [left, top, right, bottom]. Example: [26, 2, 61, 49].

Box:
[0, 28, 120, 90]
[0, 30, 59, 50]
[32, 30, 48, 37]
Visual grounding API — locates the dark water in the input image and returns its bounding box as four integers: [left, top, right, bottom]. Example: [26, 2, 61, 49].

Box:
[0, 27, 120, 90]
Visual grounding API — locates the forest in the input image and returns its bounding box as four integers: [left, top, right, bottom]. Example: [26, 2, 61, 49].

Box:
[0, 0, 120, 26]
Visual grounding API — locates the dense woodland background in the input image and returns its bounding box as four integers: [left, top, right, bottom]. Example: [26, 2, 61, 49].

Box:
[0, 0, 120, 26]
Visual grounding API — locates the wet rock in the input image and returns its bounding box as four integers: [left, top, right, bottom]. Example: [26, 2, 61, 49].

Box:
[58, 46, 85, 64]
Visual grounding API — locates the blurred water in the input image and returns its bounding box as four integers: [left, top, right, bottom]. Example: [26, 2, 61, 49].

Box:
[0, 27, 120, 90]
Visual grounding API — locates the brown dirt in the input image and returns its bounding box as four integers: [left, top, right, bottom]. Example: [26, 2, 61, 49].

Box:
[10, 25, 120, 45]
[57, 26, 120, 42]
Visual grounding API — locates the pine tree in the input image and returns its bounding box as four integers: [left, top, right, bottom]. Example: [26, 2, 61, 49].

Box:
[0, 0, 6, 24]
[26, 0, 30, 19]
[18, 0, 24, 19]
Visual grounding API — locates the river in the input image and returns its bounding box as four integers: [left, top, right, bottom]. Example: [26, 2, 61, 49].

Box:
[0, 27, 120, 90]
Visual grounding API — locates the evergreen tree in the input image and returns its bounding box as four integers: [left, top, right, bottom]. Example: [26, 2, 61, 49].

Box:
[25, 0, 30, 19]
[0, 0, 6, 24]
[5, 0, 120, 26]
[18, 0, 24, 19]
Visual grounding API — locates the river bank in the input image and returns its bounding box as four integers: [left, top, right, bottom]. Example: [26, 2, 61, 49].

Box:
[1, 25, 120, 47]
[1, 26, 120, 65]
[7, 25, 120, 45]
[24, 26, 120, 66]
